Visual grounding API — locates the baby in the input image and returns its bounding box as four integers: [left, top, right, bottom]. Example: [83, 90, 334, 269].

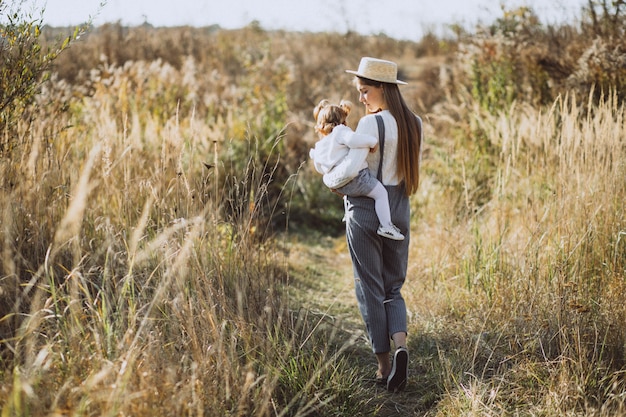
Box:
[309, 99, 404, 240]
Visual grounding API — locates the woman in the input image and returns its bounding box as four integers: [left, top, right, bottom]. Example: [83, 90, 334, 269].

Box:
[344, 57, 422, 392]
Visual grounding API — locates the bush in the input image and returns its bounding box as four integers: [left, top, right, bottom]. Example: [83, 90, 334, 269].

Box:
[459, 6, 558, 112]
[0, 0, 86, 155]
[456, 2, 626, 114]
[570, 0, 626, 102]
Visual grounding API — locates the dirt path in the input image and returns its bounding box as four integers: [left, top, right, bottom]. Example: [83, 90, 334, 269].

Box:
[286, 233, 436, 416]
[286, 234, 362, 330]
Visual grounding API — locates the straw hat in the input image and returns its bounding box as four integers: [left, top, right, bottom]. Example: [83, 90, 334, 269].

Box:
[346, 57, 407, 85]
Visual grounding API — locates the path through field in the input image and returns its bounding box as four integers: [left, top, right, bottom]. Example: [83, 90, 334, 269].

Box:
[283, 57, 448, 414]
[287, 233, 437, 416]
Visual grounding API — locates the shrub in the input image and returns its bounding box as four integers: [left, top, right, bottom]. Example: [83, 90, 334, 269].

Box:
[459, 6, 556, 112]
[0, 0, 86, 155]
[569, 0, 626, 103]
[457, 2, 626, 114]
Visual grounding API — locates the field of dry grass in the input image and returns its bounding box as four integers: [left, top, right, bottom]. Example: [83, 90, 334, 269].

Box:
[1, 4, 626, 415]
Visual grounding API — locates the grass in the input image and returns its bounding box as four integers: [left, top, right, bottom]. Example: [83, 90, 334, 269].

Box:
[401, 92, 626, 415]
[1, 20, 626, 416]
[0, 57, 375, 414]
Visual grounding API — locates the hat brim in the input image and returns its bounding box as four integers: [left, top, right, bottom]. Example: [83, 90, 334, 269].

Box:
[345, 69, 408, 85]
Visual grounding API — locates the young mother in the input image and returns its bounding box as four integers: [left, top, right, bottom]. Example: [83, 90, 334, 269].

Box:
[344, 57, 422, 392]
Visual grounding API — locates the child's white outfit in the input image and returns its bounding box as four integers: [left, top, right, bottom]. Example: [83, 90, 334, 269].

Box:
[309, 124, 404, 240]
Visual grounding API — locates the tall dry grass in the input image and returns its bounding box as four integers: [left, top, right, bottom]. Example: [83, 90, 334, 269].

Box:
[37, 24, 443, 236]
[408, 91, 626, 415]
[2, 11, 626, 415]
[0, 53, 365, 415]
[5, 22, 435, 415]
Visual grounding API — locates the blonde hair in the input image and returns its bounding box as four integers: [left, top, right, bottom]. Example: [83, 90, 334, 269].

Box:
[313, 99, 353, 136]
[357, 77, 422, 196]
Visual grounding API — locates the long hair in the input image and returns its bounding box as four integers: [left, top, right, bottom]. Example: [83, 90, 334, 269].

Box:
[358, 77, 422, 195]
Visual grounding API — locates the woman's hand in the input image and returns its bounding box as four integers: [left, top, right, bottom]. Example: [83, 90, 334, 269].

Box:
[370, 143, 379, 153]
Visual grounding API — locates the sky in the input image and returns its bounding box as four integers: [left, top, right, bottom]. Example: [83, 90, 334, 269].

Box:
[17, 0, 588, 40]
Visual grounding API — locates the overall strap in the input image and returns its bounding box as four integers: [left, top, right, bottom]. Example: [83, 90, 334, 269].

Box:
[375, 114, 385, 181]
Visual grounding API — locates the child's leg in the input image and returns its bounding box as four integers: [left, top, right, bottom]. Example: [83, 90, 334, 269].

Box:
[366, 181, 392, 227]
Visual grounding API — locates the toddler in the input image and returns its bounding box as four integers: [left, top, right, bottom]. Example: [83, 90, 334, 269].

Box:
[309, 99, 404, 240]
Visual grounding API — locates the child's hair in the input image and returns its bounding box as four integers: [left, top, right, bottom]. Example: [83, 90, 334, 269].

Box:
[314, 99, 353, 136]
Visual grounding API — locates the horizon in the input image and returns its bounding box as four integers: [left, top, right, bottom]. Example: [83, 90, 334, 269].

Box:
[17, 0, 588, 41]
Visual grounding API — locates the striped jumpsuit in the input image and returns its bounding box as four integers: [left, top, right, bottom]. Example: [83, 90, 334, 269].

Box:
[344, 110, 422, 354]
